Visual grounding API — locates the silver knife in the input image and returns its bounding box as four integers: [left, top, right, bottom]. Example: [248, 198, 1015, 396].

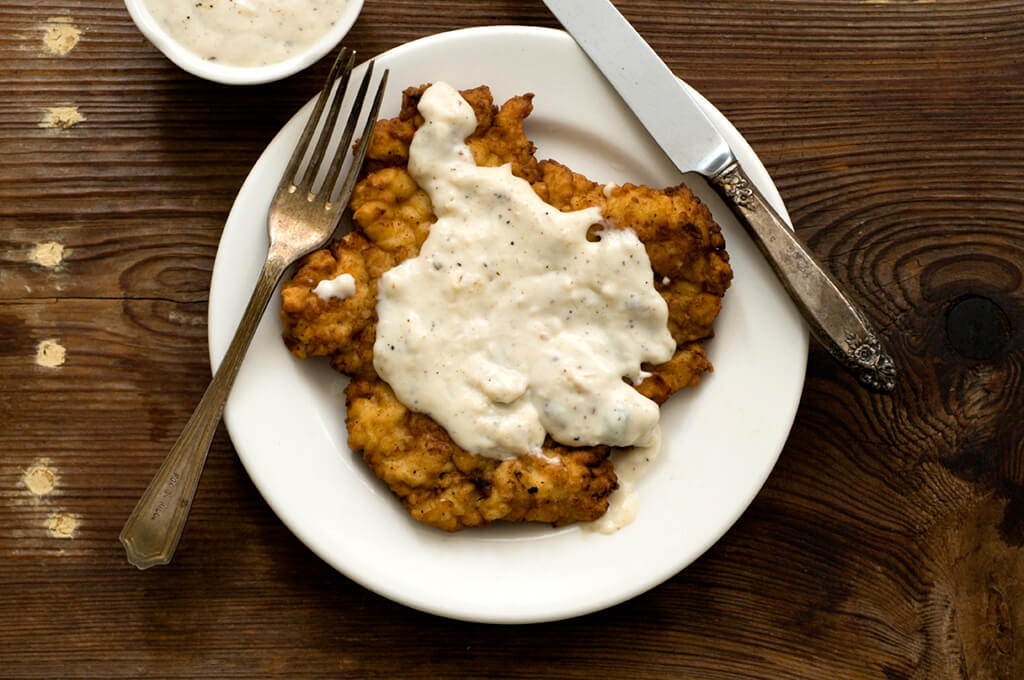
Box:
[543, 0, 895, 393]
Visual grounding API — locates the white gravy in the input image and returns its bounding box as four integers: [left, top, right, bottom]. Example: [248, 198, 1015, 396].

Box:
[312, 272, 355, 301]
[144, 0, 350, 67]
[373, 82, 676, 462]
[585, 427, 661, 534]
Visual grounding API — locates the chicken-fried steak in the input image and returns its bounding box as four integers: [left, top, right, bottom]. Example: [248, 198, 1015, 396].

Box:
[280, 84, 732, 531]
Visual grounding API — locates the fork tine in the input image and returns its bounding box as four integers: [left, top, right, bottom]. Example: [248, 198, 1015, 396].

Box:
[320, 60, 376, 201]
[277, 47, 351, 192]
[328, 68, 389, 208]
[297, 50, 357, 193]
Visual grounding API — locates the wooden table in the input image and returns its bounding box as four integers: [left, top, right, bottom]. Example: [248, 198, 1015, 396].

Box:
[3, 1, 1022, 677]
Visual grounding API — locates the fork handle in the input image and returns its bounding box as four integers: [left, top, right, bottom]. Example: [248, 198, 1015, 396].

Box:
[119, 254, 289, 569]
[708, 161, 896, 393]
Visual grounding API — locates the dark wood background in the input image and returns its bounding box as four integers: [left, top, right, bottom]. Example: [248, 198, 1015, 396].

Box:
[2, 0, 1022, 677]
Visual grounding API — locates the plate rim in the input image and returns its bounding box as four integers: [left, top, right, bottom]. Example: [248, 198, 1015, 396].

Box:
[208, 24, 808, 624]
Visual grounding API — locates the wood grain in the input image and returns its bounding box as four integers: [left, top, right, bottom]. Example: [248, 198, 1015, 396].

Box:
[1, 1, 1022, 678]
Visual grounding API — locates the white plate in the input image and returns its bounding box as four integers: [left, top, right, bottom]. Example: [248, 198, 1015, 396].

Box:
[209, 26, 807, 623]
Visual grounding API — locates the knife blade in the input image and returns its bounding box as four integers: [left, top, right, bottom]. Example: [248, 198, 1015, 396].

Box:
[544, 0, 895, 393]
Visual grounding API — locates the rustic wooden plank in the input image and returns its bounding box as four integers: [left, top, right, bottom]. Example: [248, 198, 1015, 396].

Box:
[1, 0, 1023, 678]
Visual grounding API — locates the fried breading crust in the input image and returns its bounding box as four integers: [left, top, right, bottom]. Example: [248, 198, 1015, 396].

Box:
[346, 377, 617, 531]
[280, 85, 732, 530]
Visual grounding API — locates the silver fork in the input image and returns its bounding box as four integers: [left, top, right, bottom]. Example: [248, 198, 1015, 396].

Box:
[119, 49, 389, 569]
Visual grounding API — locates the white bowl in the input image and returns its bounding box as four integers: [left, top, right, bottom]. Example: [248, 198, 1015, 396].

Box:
[124, 0, 364, 85]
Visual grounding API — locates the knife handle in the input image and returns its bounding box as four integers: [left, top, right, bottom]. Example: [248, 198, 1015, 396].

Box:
[708, 161, 896, 393]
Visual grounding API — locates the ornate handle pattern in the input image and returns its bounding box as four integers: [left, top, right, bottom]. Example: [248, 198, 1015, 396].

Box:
[709, 162, 896, 393]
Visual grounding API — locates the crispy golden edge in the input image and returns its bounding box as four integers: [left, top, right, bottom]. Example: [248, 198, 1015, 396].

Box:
[280, 84, 732, 530]
[346, 376, 617, 532]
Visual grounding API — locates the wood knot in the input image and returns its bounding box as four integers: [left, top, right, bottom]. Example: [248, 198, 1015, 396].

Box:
[23, 461, 58, 496]
[41, 17, 83, 56]
[35, 339, 66, 367]
[31, 241, 64, 267]
[46, 512, 79, 539]
[945, 295, 1011, 360]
